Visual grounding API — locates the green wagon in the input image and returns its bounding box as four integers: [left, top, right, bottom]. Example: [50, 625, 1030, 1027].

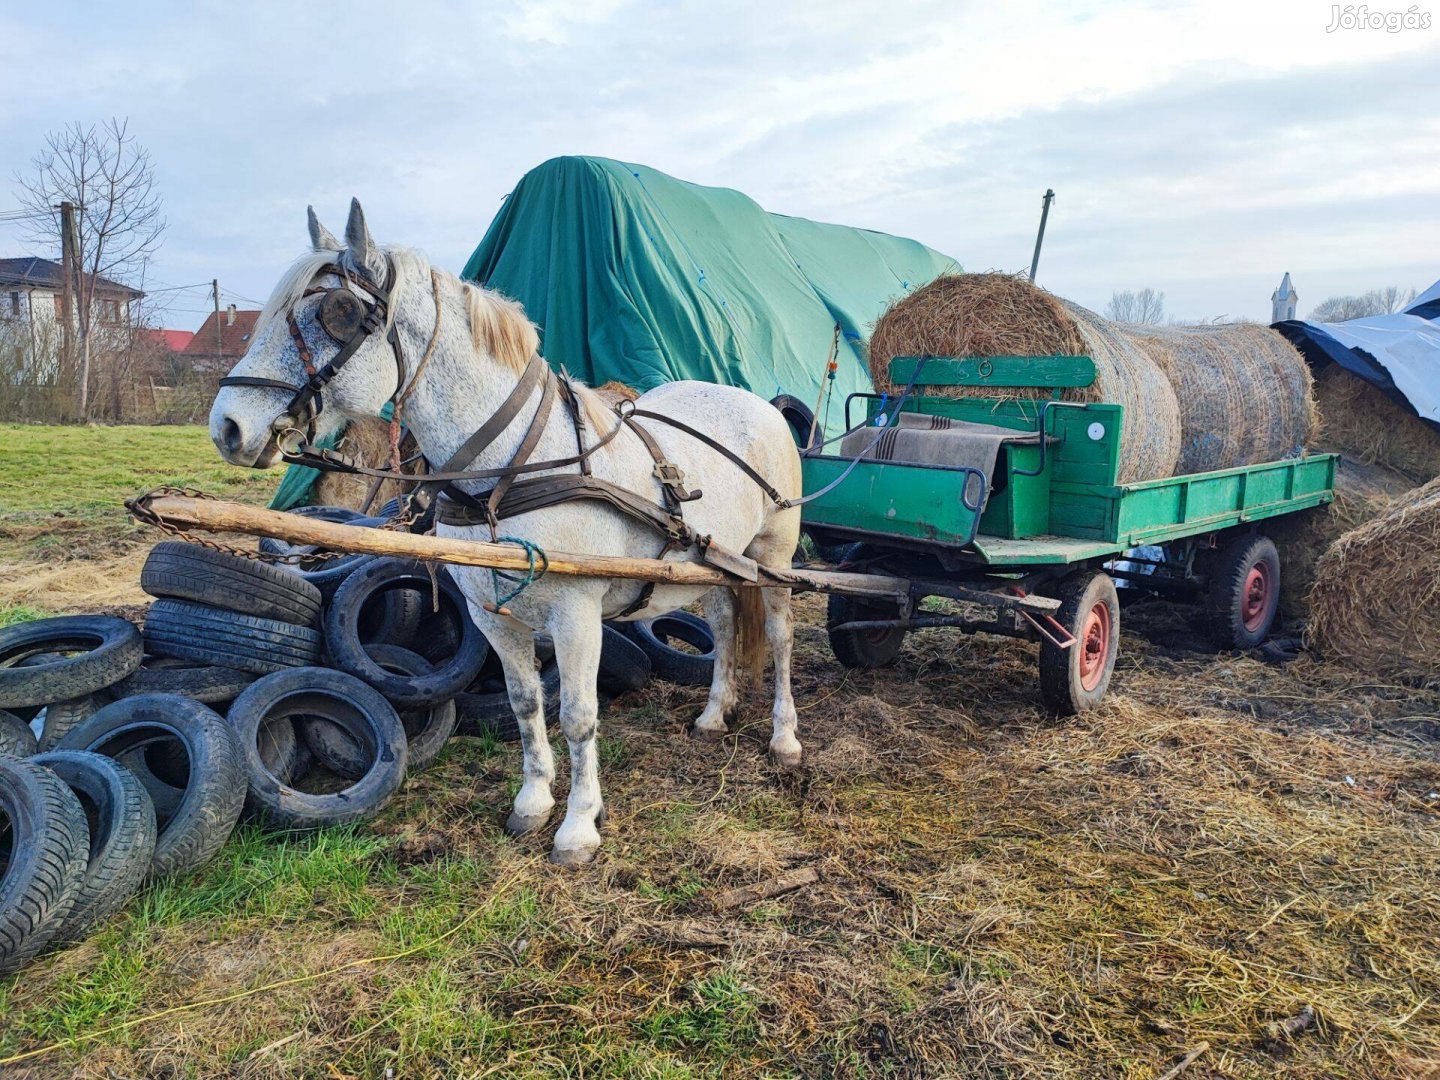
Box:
[791, 355, 1337, 713]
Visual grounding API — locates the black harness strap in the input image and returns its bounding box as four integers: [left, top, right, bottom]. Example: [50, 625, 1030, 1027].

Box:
[628, 407, 789, 507]
[436, 474, 694, 548]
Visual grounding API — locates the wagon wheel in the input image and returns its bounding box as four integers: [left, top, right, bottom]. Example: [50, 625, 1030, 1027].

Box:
[1204, 533, 1280, 651]
[1038, 570, 1120, 716]
[827, 595, 906, 670]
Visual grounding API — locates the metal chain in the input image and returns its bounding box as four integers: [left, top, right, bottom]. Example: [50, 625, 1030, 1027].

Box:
[126, 485, 425, 565]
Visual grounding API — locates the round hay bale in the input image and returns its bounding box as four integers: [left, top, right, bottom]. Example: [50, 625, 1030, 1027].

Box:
[1306, 476, 1440, 677]
[312, 417, 423, 511]
[1267, 456, 1415, 620]
[1137, 324, 1316, 474]
[867, 274, 1181, 483]
[1312, 364, 1440, 483]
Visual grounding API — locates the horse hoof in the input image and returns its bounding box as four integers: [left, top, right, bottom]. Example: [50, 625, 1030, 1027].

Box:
[769, 741, 803, 769]
[505, 810, 551, 837]
[692, 723, 728, 743]
[548, 844, 599, 867]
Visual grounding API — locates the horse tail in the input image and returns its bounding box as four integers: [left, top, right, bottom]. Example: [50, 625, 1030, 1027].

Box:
[733, 585, 768, 689]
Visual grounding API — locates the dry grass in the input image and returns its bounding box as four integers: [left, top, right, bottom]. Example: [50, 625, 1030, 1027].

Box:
[1308, 476, 1440, 677]
[1313, 366, 1440, 484]
[311, 417, 424, 511]
[2, 594, 1438, 1078]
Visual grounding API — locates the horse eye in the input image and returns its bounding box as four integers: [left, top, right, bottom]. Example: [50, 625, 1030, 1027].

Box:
[319, 290, 364, 341]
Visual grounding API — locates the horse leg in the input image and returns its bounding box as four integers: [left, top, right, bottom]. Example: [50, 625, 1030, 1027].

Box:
[692, 587, 737, 740]
[761, 585, 801, 766]
[548, 603, 607, 866]
[479, 614, 555, 836]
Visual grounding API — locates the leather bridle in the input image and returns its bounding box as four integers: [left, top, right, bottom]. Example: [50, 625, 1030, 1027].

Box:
[217, 255, 405, 453]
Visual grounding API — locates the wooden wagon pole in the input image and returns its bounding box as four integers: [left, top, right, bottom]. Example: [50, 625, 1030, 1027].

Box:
[133, 495, 912, 602]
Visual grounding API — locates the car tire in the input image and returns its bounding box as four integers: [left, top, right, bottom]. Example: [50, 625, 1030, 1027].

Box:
[57, 694, 246, 879]
[229, 668, 407, 829]
[112, 659, 257, 705]
[144, 600, 322, 676]
[455, 659, 562, 742]
[30, 750, 157, 946]
[0, 710, 37, 757]
[0, 616, 143, 710]
[141, 541, 322, 626]
[0, 756, 89, 975]
[597, 623, 652, 695]
[324, 559, 487, 705]
[362, 644, 456, 772]
[622, 611, 716, 686]
[37, 691, 114, 752]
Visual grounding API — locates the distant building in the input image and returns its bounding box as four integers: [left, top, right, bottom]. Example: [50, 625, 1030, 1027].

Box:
[1271, 272, 1298, 323]
[182, 304, 260, 374]
[0, 256, 143, 378]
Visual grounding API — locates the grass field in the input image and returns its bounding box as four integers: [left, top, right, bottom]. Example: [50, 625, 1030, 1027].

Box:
[1, 425, 1439, 1078]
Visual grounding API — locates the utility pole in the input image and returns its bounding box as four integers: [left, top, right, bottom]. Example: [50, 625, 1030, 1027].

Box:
[212, 279, 222, 364]
[58, 201, 79, 408]
[1029, 188, 1055, 283]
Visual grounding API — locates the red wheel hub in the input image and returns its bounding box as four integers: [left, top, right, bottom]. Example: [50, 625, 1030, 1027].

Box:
[1241, 562, 1273, 632]
[1077, 600, 1112, 692]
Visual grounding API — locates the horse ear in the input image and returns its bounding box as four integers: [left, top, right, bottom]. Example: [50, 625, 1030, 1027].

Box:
[344, 198, 385, 281]
[307, 206, 341, 252]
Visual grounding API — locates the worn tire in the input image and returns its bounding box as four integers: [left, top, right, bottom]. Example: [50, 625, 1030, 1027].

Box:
[623, 611, 716, 686]
[113, 658, 257, 705]
[0, 756, 89, 975]
[324, 559, 487, 705]
[598, 623, 652, 694]
[827, 593, 906, 669]
[0, 616, 143, 710]
[30, 751, 157, 946]
[141, 541, 322, 626]
[455, 660, 562, 742]
[0, 710, 38, 757]
[364, 645, 456, 772]
[1038, 571, 1120, 716]
[769, 394, 816, 449]
[1204, 533, 1281, 651]
[57, 695, 245, 879]
[37, 691, 114, 752]
[230, 668, 407, 829]
[144, 600, 322, 676]
[263, 515, 389, 601]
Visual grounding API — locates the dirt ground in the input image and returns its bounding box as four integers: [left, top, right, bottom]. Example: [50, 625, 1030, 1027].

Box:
[2, 585, 1438, 1079]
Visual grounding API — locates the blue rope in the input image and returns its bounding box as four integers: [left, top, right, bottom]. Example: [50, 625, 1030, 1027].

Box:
[489, 536, 549, 609]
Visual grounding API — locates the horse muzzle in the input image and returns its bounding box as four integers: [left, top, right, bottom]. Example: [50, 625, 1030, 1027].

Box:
[212, 409, 288, 469]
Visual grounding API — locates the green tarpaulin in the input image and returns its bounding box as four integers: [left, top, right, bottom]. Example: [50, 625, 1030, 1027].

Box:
[272, 156, 956, 509]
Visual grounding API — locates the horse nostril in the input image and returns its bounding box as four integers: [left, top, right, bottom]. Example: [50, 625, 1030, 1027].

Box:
[221, 417, 243, 455]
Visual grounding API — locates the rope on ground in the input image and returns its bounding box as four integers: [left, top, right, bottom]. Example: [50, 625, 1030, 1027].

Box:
[0, 868, 526, 1068]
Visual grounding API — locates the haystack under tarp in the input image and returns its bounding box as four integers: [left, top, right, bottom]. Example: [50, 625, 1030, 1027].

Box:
[1307, 476, 1440, 677]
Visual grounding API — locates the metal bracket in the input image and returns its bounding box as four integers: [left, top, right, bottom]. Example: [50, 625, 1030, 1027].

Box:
[1012, 399, 1088, 477]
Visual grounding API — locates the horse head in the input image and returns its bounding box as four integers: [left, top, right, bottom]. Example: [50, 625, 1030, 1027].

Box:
[210, 199, 404, 467]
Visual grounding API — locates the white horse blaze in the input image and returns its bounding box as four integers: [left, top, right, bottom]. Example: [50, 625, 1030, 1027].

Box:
[209, 201, 804, 865]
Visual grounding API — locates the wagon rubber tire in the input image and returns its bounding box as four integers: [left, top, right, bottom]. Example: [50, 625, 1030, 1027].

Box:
[113, 659, 257, 705]
[0, 616, 143, 710]
[1, 710, 37, 757]
[141, 541, 322, 626]
[620, 611, 716, 686]
[827, 593, 906, 669]
[229, 668, 407, 830]
[769, 394, 815, 449]
[56, 694, 246, 880]
[0, 756, 89, 975]
[1204, 533, 1281, 651]
[144, 600, 322, 676]
[30, 750, 157, 946]
[1038, 571, 1120, 716]
[324, 559, 487, 705]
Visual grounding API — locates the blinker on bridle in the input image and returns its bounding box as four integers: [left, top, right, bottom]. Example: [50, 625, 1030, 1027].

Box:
[217, 256, 404, 451]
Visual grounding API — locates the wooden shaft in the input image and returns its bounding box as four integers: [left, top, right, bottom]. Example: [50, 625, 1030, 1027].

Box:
[143, 496, 915, 603]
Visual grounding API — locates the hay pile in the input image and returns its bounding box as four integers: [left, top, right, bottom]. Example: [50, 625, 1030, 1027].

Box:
[312, 417, 423, 511]
[868, 274, 1182, 483]
[1268, 456, 1416, 620]
[1307, 476, 1440, 676]
[1139, 323, 1316, 473]
[1313, 364, 1440, 482]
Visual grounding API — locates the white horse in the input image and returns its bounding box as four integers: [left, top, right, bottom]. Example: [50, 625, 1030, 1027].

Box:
[210, 200, 803, 864]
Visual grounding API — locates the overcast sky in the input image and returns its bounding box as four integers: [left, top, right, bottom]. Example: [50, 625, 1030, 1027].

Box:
[1, 0, 1436, 330]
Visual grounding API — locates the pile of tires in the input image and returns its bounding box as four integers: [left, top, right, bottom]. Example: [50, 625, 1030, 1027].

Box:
[0, 504, 720, 974]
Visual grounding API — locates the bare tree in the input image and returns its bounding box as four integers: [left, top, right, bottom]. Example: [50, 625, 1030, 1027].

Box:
[1308, 285, 1417, 322]
[14, 119, 166, 417]
[1105, 287, 1165, 325]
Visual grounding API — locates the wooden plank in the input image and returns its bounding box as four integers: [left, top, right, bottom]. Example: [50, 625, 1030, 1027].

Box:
[889, 355, 1096, 388]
